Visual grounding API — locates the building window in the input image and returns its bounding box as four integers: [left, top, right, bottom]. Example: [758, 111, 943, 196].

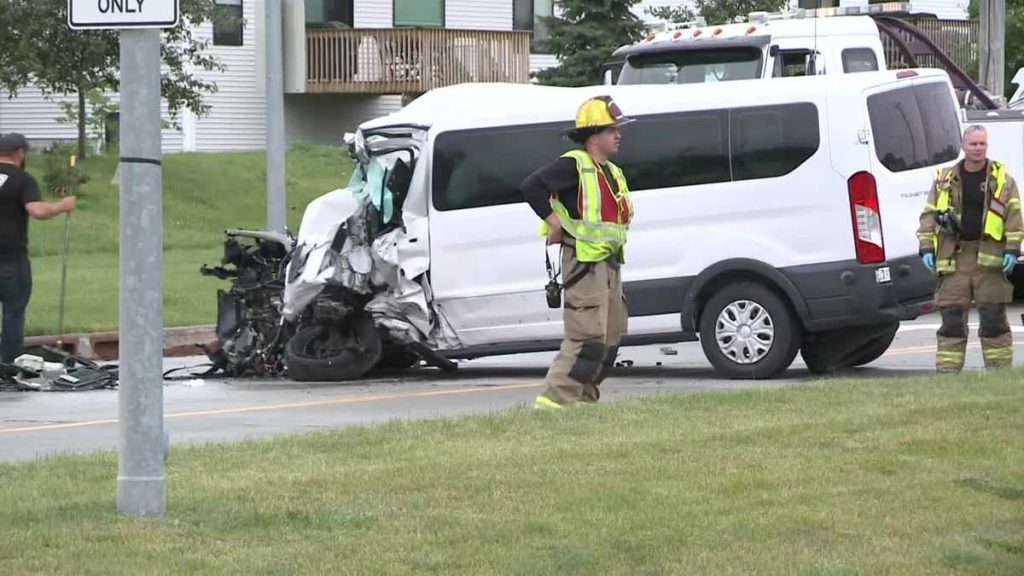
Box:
[798, 0, 839, 8]
[514, 0, 552, 52]
[213, 0, 243, 46]
[306, 0, 354, 27]
[513, 0, 533, 31]
[394, 0, 444, 28]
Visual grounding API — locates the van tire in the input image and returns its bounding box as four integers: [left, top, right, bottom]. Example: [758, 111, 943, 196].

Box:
[285, 316, 383, 382]
[800, 322, 898, 374]
[698, 282, 801, 379]
[849, 323, 899, 367]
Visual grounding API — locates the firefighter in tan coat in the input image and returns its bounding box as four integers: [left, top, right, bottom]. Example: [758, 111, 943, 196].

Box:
[917, 125, 1023, 373]
[521, 96, 635, 408]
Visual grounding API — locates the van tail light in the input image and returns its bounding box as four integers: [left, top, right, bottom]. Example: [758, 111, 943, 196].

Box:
[848, 171, 886, 264]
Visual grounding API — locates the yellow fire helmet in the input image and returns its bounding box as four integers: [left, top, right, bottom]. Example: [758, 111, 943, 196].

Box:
[561, 95, 635, 135]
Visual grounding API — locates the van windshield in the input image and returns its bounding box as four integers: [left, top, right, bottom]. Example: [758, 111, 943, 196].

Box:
[867, 81, 961, 172]
[618, 48, 764, 85]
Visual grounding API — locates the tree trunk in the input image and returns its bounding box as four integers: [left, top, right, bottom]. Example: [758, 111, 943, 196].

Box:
[77, 87, 88, 160]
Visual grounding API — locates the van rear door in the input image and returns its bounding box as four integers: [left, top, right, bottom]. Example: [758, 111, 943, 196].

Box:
[862, 75, 962, 262]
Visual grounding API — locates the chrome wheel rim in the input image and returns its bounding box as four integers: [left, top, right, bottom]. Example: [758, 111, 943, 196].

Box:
[715, 300, 774, 365]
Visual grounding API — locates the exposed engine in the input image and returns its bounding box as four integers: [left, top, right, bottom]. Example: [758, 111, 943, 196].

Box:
[199, 230, 292, 377]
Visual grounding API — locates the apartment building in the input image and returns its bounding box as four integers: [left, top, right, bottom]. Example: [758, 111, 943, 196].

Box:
[0, 0, 969, 152]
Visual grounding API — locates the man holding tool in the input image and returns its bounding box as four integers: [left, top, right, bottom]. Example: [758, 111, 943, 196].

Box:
[0, 133, 76, 364]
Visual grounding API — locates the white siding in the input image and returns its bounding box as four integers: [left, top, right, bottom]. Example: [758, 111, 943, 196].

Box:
[0, 87, 184, 153]
[446, 0, 512, 30]
[188, 0, 267, 151]
[355, 0, 393, 27]
[910, 0, 968, 19]
[530, 54, 558, 76]
[159, 100, 186, 152]
[0, 88, 100, 144]
[285, 94, 401, 144]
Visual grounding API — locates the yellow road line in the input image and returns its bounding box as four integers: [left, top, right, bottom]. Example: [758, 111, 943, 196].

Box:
[885, 340, 1024, 357]
[0, 382, 541, 434]
[3, 338, 1020, 434]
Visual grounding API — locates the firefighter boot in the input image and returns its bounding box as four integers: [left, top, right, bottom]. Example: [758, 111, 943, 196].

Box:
[936, 305, 969, 373]
[978, 303, 1013, 369]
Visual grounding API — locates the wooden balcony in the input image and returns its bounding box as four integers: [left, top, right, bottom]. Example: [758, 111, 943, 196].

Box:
[305, 28, 532, 94]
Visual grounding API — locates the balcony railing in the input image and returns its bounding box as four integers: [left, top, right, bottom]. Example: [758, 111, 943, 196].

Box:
[306, 28, 532, 94]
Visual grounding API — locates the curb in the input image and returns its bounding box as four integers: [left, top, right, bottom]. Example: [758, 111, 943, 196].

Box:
[25, 325, 217, 361]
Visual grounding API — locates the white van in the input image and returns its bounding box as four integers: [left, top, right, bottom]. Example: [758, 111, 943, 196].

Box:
[281, 69, 963, 380]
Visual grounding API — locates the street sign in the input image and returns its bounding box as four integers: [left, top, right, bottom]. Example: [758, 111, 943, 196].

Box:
[68, 0, 179, 30]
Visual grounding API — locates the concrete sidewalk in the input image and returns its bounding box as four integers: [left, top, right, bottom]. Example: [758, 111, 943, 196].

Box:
[24, 325, 216, 361]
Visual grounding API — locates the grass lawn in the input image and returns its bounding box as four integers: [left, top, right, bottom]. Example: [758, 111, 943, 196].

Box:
[20, 143, 352, 335]
[0, 372, 1021, 574]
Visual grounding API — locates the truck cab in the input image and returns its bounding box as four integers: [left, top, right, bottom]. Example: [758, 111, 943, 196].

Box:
[610, 9, 888, 86]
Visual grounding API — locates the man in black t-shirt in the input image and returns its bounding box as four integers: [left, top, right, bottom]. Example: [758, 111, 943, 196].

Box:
[0, 133, 76, 363]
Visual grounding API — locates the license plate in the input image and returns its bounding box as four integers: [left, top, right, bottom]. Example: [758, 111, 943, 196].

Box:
[875, 266, 892, 284]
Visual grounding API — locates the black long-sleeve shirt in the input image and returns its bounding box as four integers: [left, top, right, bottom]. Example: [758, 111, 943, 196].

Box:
[521, 156, 620, 221]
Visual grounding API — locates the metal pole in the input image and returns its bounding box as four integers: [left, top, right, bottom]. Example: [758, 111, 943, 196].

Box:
[266, 0, 286, 232]
[979, 0, 1006, 100]
[56, 212, 71, 344]
[117, 29, 166, 517]
[57, 153, 74, 348]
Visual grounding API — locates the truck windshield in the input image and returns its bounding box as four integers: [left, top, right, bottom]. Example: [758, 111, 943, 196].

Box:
[618, 48, 763, 85]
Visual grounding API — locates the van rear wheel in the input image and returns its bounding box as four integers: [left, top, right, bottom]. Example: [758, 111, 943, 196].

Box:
[800, 322, 898, 374]
[698, 282, 801, 379]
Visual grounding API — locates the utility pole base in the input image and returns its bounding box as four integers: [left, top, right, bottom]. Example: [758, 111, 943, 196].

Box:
[117, 476, 167, 517]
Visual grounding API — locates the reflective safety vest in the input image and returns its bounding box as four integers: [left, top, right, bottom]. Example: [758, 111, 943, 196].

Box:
[542, 150, 634, 263]
[932, 160, 1012, 272]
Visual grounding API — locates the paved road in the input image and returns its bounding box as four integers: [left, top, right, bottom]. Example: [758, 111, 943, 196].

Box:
[2, 308, 1022, 463]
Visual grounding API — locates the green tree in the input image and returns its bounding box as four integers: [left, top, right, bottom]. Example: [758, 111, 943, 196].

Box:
[646, 0, 789, 27]
[535, 0, 646, 87]
[0, 0, 224, 158]
[969, 0, 1024, 100]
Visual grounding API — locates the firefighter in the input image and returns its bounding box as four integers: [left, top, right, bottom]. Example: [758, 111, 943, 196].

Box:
[521, 95, 635, 408]
[917, 124, 1023, 373]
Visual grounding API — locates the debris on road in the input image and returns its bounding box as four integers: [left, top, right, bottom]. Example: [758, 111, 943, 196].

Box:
[0, 351, 118, 392]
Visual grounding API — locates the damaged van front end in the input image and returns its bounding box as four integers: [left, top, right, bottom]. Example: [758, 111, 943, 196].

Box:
[204, 125, 459, 381]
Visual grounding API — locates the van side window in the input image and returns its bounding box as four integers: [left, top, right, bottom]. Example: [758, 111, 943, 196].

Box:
[617, 111, 730, 189]
[731, 103, 819, 180]
[433, 122, 571, 211]
[842, 48, 878, 73]
[867, 82, 960, 172]
[432, 103, 821, 211]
